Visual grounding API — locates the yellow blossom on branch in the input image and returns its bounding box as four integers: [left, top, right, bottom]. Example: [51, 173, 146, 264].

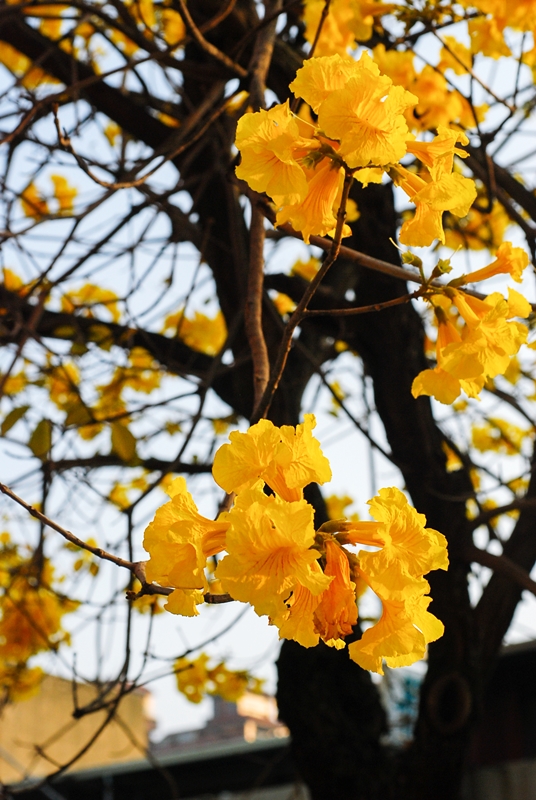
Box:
[348, 594, 444, 673]
[216, 485, 331, 620]
[235, 101, 312, 206]
[143, 477, 229, 616]
[455, 242, 529, 285]
[471, 418, 530, 455]
[444, 196, 510, 252]
[302, 0, 394, 56]
[212, 414, 332, 501]
[291, 53, 417, 169]
[144, 416, 448, 675]
[412, 288, 530, 404]
[164, 310, 227, 356]
[235, 53, 417, 243]
[392, 127, 477, 247]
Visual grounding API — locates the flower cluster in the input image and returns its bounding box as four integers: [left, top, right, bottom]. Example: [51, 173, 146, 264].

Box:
[235, 53, 476, 246]
[412, 243, 531, 404]
[143, 415, 448, 675]
[302, 0, 393, 55]
[0, 536, 79, 702]
[174, 652, 264, 704]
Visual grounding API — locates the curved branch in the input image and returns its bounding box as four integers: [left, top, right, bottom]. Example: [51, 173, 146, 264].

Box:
[0, 286, 213, 379]
[466, 543, 536, 598]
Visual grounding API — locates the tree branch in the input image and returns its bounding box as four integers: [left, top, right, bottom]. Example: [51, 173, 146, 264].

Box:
[466, 543, 536, 598]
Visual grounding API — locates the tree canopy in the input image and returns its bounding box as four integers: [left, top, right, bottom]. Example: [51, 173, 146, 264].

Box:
[1, 1, 536, 798]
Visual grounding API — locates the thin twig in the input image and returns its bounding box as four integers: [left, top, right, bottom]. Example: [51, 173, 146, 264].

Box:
[247, 204, 271, 414]
[303, 291, 422, 317]
[175, 0, 247, 78]
[291, 0, 331, 113]
[469, 498, 536, 530]
[245, 0, 282, 415]
[253, 169, 355, 422]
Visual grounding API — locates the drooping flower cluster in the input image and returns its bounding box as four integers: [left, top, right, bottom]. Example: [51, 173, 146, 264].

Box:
[235, 53, 476, 246]
[144, 415, 448, 674]
[391, 127, 477, 247]
[412, 243, 531, 404]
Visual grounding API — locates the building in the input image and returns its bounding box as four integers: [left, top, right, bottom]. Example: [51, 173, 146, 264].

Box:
[8, 691, 301, 800]
[0, 675, 151, 787]
[463, 640, 536, 800]
[7, 643, 536, 800]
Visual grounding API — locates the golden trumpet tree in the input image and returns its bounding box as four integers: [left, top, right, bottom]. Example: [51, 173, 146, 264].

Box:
[0, 1, 536, 798]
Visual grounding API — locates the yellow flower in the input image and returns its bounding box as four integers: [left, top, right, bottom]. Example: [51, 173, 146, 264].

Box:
[322, 486, 447, 672]
[143, 477, 229, 615]
[174, 653, 259, 704]
[348, 0, 393, 41]
[235, 101, 313, 205]
[276, 583, 323, 647]
[290, 54, 361, 114]
[472, 418, 528, 455]
[0, 664, 43, 703]
[437, 37, 472, 75]
[405, 126, 470, 179]
[407, 67, 474, 131]
[61, 283, 121, 322]
[21, 183, 49, 219]
[457, 242, 529, 285]
[212, 414, 332, 501]
[272, 292, 296, 316]
[325, 493, 356, 521]
[291, 53, 417, 169]
[397, 169, 476, 247]
[210, 663, 251, 702]
[216, 485, 331, 620]
[0, 560, 78, 664]
[373, 44, 416, 90]
[291, 257, 320, 281]
[164, 310, 227, 356]
[394, 129, 477, 247]
[161, 8, 186, 47]
[165, 588, 206, 616]
[355, 487, 448, 601]
[469, 17, 511, 58]
[412, 291, 530, 404]
[276, 158, 348, 243]
[313, 539, 357, 644]
[302, 0, 392, 55]
[348, 594, 444, 674]
[302, 0, 356, 56]
[0, 41, 59, 88]
[444, 198, 510, 252]
[175, 653, 211, 704]
[51, 175, 77, 213]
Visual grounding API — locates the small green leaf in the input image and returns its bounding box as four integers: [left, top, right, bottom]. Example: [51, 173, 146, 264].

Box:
[1, 405, 29, 435]
[111, 422, 137, 462]
[64, 402, 93, 427]
[29, 419, 52, 458]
